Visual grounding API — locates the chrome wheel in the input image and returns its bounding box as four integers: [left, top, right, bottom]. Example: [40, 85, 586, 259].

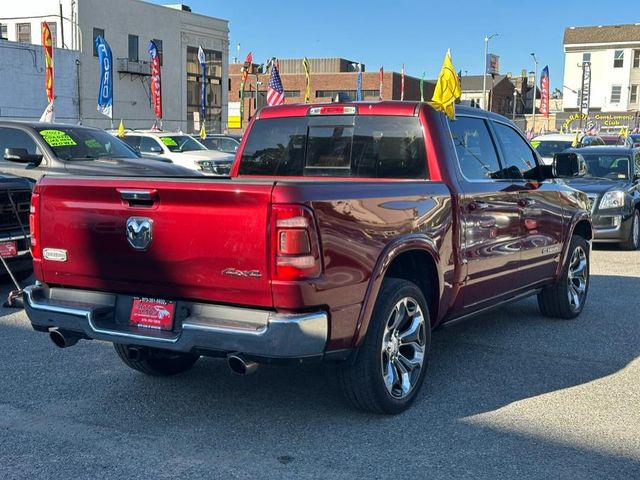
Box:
[380, 297, 427, 399]
[567, 246, 588, 311]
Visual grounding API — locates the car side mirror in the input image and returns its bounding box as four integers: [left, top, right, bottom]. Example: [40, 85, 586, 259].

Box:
[553, 152, 587, 177]
[4, 148, 44, 166]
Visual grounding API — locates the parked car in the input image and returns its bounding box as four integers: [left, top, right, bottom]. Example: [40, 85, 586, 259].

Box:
[561, 146, 640, 249]
[628, 133, 640, 148]
[120, 131, 235, 175]
[600, 134, 627, 146]
[22, 103, 592, 414]
[0, 173, 33, 282]
[199, 134, 242, 154]
[0, 122, 200, 180]
[531, 133, 605, 165]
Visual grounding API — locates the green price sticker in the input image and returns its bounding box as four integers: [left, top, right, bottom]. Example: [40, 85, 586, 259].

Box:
[85, 139, 102, 149]
[160, 137, 178, 147]
[530, 140, 541, 149]
[40, 129, 78, 147]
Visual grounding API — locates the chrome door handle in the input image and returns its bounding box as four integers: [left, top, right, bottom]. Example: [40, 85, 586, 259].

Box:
[478, 218, 496, 229]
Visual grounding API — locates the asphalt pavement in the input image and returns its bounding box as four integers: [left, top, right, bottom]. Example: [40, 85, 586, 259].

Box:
[1, 247, 639, 479]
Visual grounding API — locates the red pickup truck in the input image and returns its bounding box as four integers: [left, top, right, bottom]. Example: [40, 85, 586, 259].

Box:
[23, 102, 592, 414]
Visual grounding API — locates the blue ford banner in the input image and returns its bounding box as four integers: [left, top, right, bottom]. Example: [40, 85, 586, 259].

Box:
[96, 35, 113, 118]
[198, 46, 206, 122]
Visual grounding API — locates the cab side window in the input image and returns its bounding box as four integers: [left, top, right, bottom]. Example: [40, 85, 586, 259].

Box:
[492, 122, 538, 180]
[635, 152, 640, 177]
[139, 137, 163, 154]
[0, 127, 39, 159]
[449, 116, 502, 181]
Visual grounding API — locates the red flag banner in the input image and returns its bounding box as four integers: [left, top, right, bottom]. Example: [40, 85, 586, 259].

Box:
[149, 41, 162, 119]
[379, 67, 384, 100]
[401, 64, 405, 101]
[539, 65, 550, 118]
[41, 22, 54, 103]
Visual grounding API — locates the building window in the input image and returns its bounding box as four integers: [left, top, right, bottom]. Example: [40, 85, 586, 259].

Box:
[610, 85, 622, 103]
[631, 85, 639, 105]
[582, 52, 591, 63]
[0, 23, 7, 40]
[16, 23, 31, 43]
[613, 50, 624, 68]
[47, 22, 57, 48]
[634, 50, 640, 69]
[152, 38, 163, 65]
[93, 28, 104, 57]
[316, 90, 380, 99]
[128, 34, 139, 62]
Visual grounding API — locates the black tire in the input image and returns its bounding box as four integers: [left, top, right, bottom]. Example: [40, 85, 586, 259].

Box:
[620, 209, 640, 251]
[537, 235, 590, 319]
[337, 278, 431, 414]
[113, 343, 199, 376]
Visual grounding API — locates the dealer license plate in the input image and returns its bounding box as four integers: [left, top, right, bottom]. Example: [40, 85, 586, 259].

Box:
[0, 241, 17, 258]
[129, 297, 175, 330]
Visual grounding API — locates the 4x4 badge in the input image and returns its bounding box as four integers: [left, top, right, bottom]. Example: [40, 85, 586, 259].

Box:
[126, 217, 153, 251]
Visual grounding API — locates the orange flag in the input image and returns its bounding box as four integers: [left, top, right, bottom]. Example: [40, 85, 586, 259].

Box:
[41, 22, 54, 103]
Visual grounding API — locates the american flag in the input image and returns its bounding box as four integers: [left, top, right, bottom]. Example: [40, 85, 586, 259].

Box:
[267, 62, 285, 106]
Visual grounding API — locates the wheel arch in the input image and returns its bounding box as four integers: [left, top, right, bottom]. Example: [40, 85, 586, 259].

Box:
[351, 235, 442, 348]
[556, 213, 592, 279]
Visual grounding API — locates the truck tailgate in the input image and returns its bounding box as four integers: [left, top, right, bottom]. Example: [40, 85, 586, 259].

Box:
[36, 177, 275, 307]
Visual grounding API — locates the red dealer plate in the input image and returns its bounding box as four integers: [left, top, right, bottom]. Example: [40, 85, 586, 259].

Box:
[129, 297, 175, 331]
[0, 241, 17, 258]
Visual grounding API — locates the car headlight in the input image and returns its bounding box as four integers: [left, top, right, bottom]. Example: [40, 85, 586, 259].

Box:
[599, 190, 625, 209]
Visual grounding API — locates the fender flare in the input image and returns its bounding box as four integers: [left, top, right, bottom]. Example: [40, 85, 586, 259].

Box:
[556, 211, 592, 278]
[350, 234, 442, 348]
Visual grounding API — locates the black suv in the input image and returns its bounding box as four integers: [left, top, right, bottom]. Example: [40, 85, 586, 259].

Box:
[563, 146, 640, 249]
[0, 173, 33, 281]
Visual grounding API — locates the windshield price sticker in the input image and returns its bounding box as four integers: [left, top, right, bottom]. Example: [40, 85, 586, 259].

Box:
[160, 137, 178, 147]
[40, 129, 78, 147]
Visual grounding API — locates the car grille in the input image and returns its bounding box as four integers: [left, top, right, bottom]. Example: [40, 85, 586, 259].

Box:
[198, 161, 231, 176]
[0, 190, 31, 232]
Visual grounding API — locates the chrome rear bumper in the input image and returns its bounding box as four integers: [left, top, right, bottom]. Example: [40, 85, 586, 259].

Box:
[23, 285, 328, 358]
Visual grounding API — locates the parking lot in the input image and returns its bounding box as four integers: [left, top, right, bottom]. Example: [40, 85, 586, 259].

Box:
[1, 246, 639, 479]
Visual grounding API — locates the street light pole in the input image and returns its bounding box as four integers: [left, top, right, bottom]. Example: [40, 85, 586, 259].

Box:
[531, 52, 538, 134]
[483, 33, 498, 110]
[512, 89, 517, 120]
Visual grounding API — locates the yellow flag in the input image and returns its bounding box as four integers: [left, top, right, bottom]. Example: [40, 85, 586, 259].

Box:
[117, 119, 125, 138]
[620, 125, 629, 137]
[302, 57, 311, 103]
[199, 123, 206, 140]
[571, 130, 580, 147]
[430, 50, 461, 120]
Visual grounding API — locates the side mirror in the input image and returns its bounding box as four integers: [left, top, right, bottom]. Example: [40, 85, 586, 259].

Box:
[4, 148, 43, 166]
[553, 152, 587, 177]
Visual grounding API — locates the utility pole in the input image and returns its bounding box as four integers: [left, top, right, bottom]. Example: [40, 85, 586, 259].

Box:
[483, 33, 498, 110]
[512, 89, 517, 120]
[530, 52, 538, 134]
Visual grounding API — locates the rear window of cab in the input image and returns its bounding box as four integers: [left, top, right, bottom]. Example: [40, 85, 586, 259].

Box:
[238, 116, 428, 178]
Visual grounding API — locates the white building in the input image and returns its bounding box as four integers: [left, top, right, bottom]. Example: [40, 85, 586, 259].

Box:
[0, 0, 229, 132]
[563, 24, 640, 114]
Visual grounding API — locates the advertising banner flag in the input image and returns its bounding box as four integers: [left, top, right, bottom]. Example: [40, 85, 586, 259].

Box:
[303, 57, 311, 103]
[539, 65, 550, 118]
[485, 54, 500, 75]
[580, 62, 591, 120]
[95, 35, 113, 118]
[198, 46, 206, 129]
[148, 40, 162, 119]
[420, 72, 425, 102]
[430, 49, 461, 120]
[401, 64, 405, 101]
[379, 67, 384, 100]
[41, 22, 54, 103]
[356, 64, 362, 101]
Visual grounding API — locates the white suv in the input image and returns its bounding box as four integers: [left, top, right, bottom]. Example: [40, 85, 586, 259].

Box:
[119, 131, 235, 175]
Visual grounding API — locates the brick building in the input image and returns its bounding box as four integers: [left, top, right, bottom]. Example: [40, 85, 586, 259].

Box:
[228, 58, 434, 130]
[456, 74, 516, 117]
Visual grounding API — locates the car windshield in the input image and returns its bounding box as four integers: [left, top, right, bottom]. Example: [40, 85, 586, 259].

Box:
[581, 153, 632, 180]
[531, 140, 572, 158]
[159, 135, 206, 152]
[36, 127, 139, 160]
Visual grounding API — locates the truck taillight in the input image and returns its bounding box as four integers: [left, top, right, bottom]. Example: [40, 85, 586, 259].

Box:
[29, 192, 41, 260]
[271, 204, 321, 280]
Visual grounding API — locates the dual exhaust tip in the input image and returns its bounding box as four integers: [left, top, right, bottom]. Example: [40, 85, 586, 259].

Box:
[49, 329, 259, 375]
